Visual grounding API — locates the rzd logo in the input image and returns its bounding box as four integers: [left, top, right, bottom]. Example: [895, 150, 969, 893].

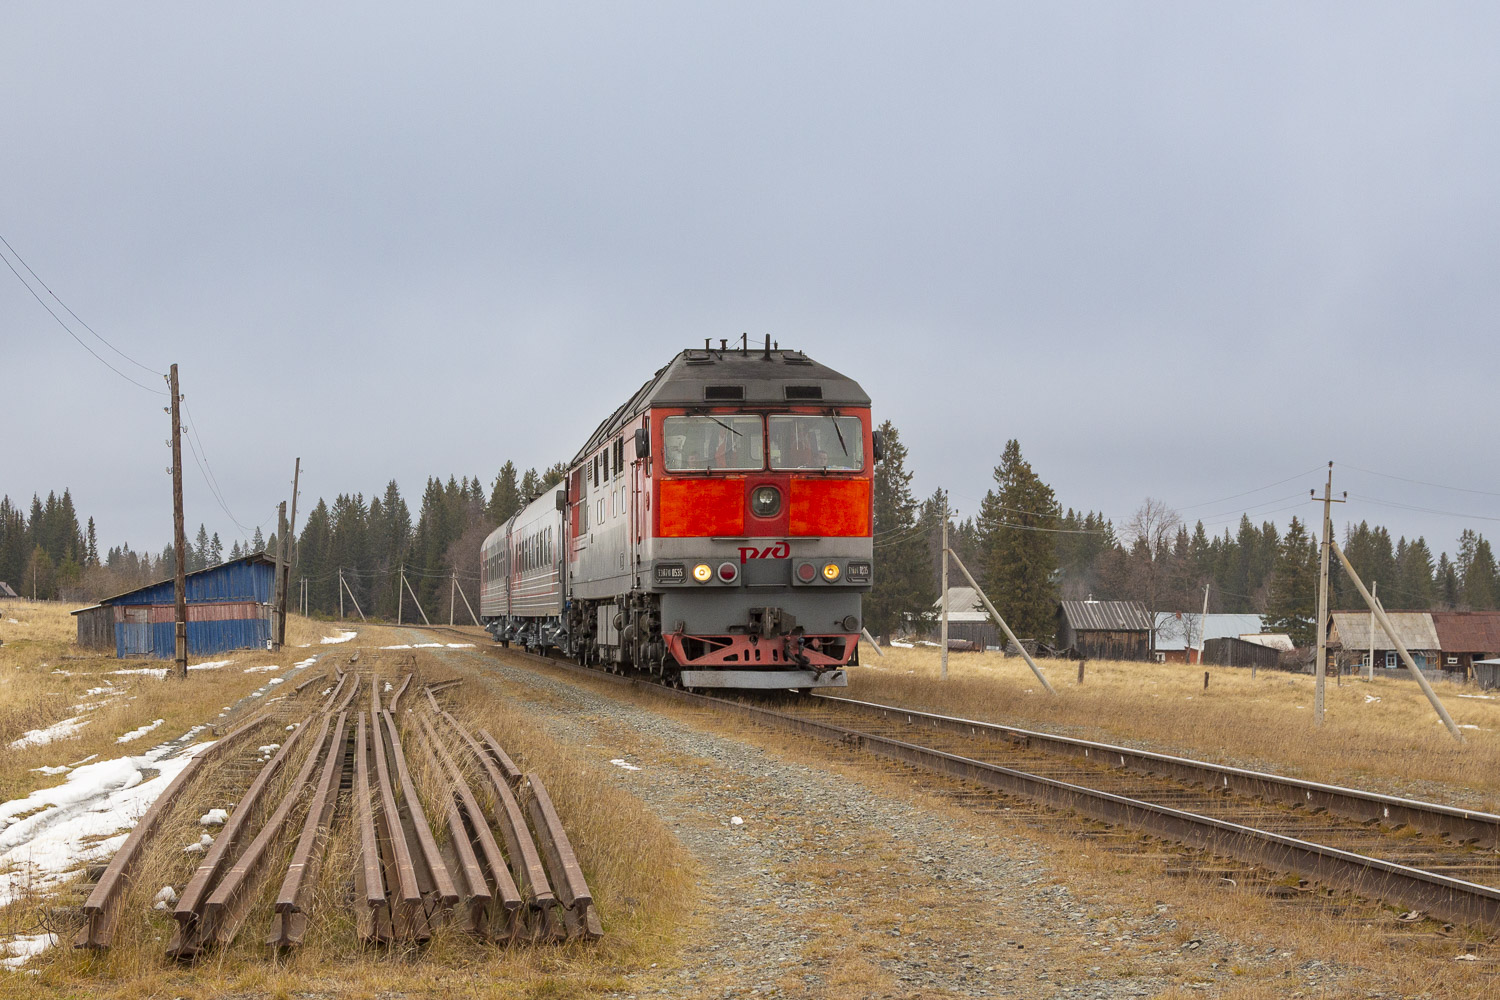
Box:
[738, 541, 790, 563]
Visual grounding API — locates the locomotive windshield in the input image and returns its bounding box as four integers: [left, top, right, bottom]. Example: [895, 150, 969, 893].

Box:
[768, 415, 864, 471]
[663, 415, 765, 471]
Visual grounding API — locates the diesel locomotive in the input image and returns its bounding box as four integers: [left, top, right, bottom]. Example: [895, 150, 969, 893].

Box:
[479, 338, 880, 690]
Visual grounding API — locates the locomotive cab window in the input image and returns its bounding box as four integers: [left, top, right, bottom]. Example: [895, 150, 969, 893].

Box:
[663, 415, 764, 472]
[768, 415, 864, 471]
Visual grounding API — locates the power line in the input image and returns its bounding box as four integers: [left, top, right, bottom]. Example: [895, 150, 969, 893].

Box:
[1175, 466, 1326, 512]
[1348, 492, 1500, 525]
[0, 242, 166, 395]
[0, 233, 163, 377]
[1342, 463, 1500, 500]
[182, 401, 255, 535]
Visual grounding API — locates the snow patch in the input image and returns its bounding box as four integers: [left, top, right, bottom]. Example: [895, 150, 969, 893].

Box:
[293, 657, 317, 669]
[153, 885, 177, 905]
[0, 932, 58, 969]
[380, 644, 413, 650]
[0, 739, 216, 906]
[199, 808, 228, 826]
[30, 765, 71, 776]
[116, 719, 165, 744]
[412, 642, 444, 648]
[889, 640, 915, 648]
[446, 642, 476, 649]
[320, 630, 357, 644]
[383, 682, 393, 693]
[109, 667, 168, 679]
[1458, 694, 1495, 700]
[242, 664, 280, 673]
[730, 816, 744, 826]
[10, 716, 90, 750]
[188, 659, 231, 671]
[610, 759, 642, 771]
[267, 678, 284, 686]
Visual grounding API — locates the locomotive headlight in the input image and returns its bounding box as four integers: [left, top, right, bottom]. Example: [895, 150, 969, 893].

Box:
[750, 485, 781, 518]
[692, 563, 713, 583]
[822, 562, 841, 582]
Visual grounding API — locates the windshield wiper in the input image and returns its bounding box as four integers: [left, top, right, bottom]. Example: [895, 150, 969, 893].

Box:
[707, 416, 742, 437]
[830, 418, 850, 457]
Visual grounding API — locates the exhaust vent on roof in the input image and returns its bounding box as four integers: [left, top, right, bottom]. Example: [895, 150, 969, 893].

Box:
[704, 385, 744, 401]
[784, 385, 822, 401]
[684, 350, 712, 364]
[782, 351, 813, 365]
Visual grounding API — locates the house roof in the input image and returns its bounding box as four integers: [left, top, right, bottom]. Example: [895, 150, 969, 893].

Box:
[1329, 610, 1440, 650]
[1060, 600, 1152, 632]
[0, 581, 18, 599]
[1430, 612, 1500, 653]
[1152, 612, 1265, 651]
[1239, 633, 1295, 651]
[932, 586, 991, 624]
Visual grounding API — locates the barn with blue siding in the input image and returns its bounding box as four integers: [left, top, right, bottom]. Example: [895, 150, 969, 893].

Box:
[72, 554, 276, 659]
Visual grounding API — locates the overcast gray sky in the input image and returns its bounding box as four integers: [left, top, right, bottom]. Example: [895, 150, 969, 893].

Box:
[5, 3, 1499, 559]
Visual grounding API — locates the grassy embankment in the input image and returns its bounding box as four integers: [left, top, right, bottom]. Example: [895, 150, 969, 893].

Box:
[851, 643, 1500, 809]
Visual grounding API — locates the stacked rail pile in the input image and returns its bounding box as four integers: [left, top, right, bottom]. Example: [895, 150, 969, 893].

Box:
[74, 665, 600, 960]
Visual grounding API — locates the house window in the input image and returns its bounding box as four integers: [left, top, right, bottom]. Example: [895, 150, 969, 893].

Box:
[1385, 650, 1397, 669]
[1447, 655, 1459, 665]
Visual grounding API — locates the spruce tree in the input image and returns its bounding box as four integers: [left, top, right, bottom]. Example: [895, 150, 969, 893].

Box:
[85, 517, 99, 566]
[251, 526, 265, 553]
[1266, 516, 1318, 645]
[488, 462, 521, 523]
[193, 524, 210, 571]
[1462, 534, 1500, 610]
[209, 532, 223, 566]
[976, 439, 1059, 641]
[865, 421, 928, 641]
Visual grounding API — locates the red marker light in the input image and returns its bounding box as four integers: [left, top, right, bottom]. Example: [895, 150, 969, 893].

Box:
[795, 562, 817, 583]
[718, 562, 739, 582]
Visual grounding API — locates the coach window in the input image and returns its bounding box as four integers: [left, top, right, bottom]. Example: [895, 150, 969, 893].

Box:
[768, 415, 864, 471]
[663, 415, 764, 472]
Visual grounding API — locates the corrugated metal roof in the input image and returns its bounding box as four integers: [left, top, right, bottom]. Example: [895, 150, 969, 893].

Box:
[1329, 611, 1440, 650]
[1060, 600, 1152, 632]
[1239, 633, 1295, 651]
[98, 553, 276, 607]
[932, 587, 989, 623]
[1152, 613, 1265, 651]
[1430, 612, 1500, 652]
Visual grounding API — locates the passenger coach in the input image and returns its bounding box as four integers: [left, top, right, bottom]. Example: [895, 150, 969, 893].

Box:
[481, 339, 880, 690]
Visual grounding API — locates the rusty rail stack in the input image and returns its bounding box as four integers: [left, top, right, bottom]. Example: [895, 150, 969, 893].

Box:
[75, 662, 600, 960]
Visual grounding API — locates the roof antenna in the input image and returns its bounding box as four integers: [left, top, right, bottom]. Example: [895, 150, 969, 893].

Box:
[741, 332, 748, 355]
[763, 333, 771, 359]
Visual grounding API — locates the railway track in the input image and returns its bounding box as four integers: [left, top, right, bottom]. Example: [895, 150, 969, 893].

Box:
[75, 648, 600, 958]
[439, 627, 1500, 934]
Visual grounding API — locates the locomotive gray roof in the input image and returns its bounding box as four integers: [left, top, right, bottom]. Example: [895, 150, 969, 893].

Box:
[573, 346, 871, 462]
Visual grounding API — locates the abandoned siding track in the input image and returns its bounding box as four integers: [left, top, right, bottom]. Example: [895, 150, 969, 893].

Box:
[74, 652, 601, 960]
[454, 632, 1500, 932]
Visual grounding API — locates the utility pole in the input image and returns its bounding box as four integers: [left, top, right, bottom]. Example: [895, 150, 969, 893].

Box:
[1367, 581, 1378, 681]
[339, 568, 345, 620]
[1197, 582, 1211, 666]
[277, 458, 301, 649]
[450, 572, 457, 627]
[940, 496, 950, 681]
[1311, 462, 1346, 726]
[341, 572, 366, 622]
[397, 563, 404, 625]
[271, 501, 287, 651]
[168, 364, 188, 678]
[945, 547, 1056, 694]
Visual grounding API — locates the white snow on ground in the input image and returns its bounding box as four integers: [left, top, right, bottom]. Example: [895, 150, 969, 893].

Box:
[446, 643, 476, 649]
[188, 659, 231, 671]
[0, 738, 217, 908]
[412, 643, 444, 648]
[242, 664, 280, 673]
[116, 719, 165, 744]
[29, 765, 71, 776]
[267, 678, 284, 685]
[610, 759, 642, 771]
[889, 640, 915, 648]
[320, 630, 357, 644]
[381, 644, 413, 650]
[1459, 694, 1495, 700]
[293, 657, 317, 669]
[9, 716, 90, 750]
[109, 667, 168, 679]
[200, 808, 227, 826]
[0, 933, 58, 969]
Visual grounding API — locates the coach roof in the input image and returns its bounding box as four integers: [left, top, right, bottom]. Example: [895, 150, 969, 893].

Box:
[574, 346, 871, 461]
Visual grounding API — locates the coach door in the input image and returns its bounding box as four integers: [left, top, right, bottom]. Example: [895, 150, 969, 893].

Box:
[121, 607, 152, 656]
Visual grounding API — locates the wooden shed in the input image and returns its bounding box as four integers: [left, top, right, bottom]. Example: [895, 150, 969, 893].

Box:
[0, 581, 19, 600]
[71, 603, 115, 650]
[83, 554, 276, 659]
[1429, 612, 1500, 675]
[1056, 600, 1152, 661]
[932, 586, 1001, 649]
[1203, 636, 1283, 671]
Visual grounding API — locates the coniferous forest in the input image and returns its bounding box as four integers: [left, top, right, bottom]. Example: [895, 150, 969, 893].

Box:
[5, 433, 1499, 645]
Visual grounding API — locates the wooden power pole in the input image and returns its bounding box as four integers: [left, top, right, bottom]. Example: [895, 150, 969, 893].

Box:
[940, 497, 949, 681]
[1312, 462, 1345, 726]
[168, 364, 188, 678]
[276, 458, 301, 648]
[271, 501, 287, 651]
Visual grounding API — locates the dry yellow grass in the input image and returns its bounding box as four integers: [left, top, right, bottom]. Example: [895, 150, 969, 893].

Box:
[853, 644, 1500, 809]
